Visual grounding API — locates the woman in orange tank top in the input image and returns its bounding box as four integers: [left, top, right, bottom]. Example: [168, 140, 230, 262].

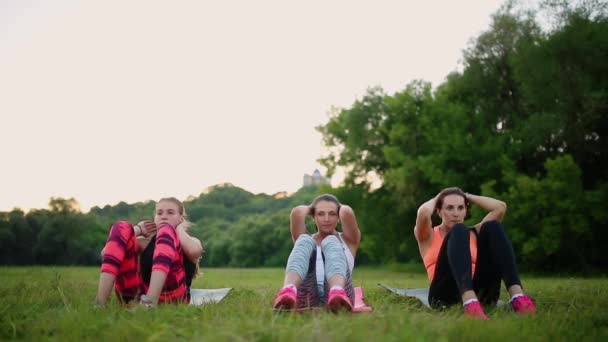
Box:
[414, 187, 536, 319]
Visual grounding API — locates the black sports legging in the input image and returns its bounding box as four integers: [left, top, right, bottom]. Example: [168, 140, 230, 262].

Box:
[428, 220, 522, 308]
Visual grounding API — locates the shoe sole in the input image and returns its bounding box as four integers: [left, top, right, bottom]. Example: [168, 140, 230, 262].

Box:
[328, 296, 353, 313]
[514, 308, 536, 314]
[272, 306, 325, 314]
[466, 314, 489, 320]
[273, 297, 296, 311]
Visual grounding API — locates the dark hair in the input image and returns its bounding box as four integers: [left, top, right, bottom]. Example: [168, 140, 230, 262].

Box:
[309, 194, 341, 215]
[435, 187, 470, 216]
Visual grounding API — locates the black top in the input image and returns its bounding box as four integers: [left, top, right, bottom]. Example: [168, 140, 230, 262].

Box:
[140, 234, 197, 296]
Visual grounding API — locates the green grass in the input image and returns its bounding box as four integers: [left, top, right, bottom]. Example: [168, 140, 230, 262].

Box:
[0, 267, 607, 341]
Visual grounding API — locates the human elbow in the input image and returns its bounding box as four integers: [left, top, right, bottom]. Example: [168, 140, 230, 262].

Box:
[499, 201, 507, 213]
[290, 206, 308, 219]
[185, 241, 204, 261]
[192, 244, 204, 260]
[339, 205, 354, 218]
[417, 206, 432, 219]
[185, 250, 202, 264]
[290, 207, 299, 219]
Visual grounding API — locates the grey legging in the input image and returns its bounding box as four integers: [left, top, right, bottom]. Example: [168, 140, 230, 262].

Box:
[285, 234, 355, 308]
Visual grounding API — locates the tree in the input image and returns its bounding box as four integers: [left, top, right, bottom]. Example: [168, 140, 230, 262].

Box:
[513, 4, 608, 186]
[317, 86, 391, 185]
[497, 155, 594, 271]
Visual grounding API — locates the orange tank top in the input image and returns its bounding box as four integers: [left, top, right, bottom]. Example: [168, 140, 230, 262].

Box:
[422, 226, 477, 282]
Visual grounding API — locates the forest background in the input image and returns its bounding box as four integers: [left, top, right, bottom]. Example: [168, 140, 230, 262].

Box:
[1, 1, 607, 273]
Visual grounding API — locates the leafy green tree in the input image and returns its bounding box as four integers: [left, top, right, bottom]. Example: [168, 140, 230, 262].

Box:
[228, 211, 291, 267]
[0, 212, 17, 263]
[34, 198, 105, 265]
[5, 210, 35, 264]
[495, 155, 593, 271]
[513, 4, 608, 186]
[317, 86, 391, 185]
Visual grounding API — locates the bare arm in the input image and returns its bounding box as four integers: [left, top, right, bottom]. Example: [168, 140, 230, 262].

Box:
[95, 273, 116, 306]
[143, 270, 167, 306]
[290, 205, 310, 242]
[136, 236, 152, 251]
[467, 193, 507, 230]
[176, 223, 203, 263]
[339, 205, 361, 254]
[414, 195, 437, 244]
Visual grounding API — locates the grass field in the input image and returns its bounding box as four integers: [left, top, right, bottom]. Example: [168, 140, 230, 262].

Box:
[1, 266, 607, 341]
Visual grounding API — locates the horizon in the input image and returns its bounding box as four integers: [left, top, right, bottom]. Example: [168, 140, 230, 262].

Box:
[2, 173, 332, 213]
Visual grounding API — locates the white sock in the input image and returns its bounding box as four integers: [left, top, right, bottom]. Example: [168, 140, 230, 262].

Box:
[330, 285, 344, 292]
[463, 298, 478, 307]
[510, 293, 524, 301]
[282, 284, 297, 295]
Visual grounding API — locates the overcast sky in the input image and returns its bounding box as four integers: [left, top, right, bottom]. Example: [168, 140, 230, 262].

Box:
[0, 0, 508, 212]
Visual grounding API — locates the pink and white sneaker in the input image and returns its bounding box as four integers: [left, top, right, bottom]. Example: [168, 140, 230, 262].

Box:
[327, 288, 353, 312]
[511, 294, 536, 314]
[463, 300, 489, 320]
[273, 287, 297, 311]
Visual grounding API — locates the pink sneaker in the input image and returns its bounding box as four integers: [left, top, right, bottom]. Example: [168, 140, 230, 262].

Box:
[511, 295, 536, 314]
[463, 301, 489, 320]
[327, 288, 353, 312]
[273, 287, 297, 311]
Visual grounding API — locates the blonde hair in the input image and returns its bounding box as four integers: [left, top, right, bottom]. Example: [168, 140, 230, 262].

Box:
[157, 197, 193, 230]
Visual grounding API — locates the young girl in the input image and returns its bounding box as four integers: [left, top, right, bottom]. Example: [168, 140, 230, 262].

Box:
[95, 197, 203, 307]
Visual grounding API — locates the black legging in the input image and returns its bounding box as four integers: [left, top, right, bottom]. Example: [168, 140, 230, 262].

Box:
[428, 220, 522, 308]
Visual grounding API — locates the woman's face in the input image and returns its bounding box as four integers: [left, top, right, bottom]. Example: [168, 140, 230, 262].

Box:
[438, 194, 466, 229]
[313, 200, 340, 234]
[155, 200, 182, 228]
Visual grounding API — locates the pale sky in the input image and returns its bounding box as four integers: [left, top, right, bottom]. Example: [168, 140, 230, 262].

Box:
[0, 0, 507, 212]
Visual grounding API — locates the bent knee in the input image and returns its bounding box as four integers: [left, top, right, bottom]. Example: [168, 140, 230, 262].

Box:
[110, 221, 134, 236]
[321, 235, 341, 253]
[294, 234, 316, 248]
[157, 224, 177, 237]
[480, 220, 503, 232]
[451, 223, 469, 235]
[158, 223, 175, 229]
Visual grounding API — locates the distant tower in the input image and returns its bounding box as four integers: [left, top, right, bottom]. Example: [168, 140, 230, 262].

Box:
[303, 169, 330, 187]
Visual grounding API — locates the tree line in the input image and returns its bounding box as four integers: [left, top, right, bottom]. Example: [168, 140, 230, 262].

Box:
[1, 1, 606, 272]
[0, 185, 323, 267]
